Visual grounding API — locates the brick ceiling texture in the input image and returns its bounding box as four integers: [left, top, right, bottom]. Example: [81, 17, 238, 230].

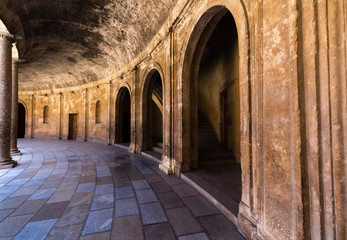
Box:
[0, 0, 177, 91]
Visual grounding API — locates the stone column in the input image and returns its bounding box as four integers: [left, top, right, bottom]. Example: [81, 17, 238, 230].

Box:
[10, 56, 21, 155]
[0, 32, 17, 168]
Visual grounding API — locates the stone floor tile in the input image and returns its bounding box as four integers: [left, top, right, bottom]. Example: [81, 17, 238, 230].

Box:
[0, 194, 10, 203]
[0, 209, 13, 222]
[172, 183, 199, 198]
[135, 189, 158, 204]
[113, 177, 131, 188]
[47, 189, 75, 203]
[144, 223, 176, 240]
[132, 179, 150, 190]
[82, 208, 113, 235]
[13, 219, 57, 240]
[96, 168, 112, 177]
[115, 198, 139, 217]
[182, 195, 219, 217]
[0, 214, 33, 238]
[150, 181, 172, 194]
[139, 202, 167, 225]
[28, 188, 56, 200]
[178, 232, 209, 240]
[79, 176, 96, 184]
[0, 196, 28, 210]
[46, 224, 84, 240]
[56, 180, 78, 191]
[145, 173, 162, 183]
[158, 192, 185, 209]
[91, 194, 114, 210]
[24, 178, 46, 187]
[11, 186, 39, 197]
[95, 184, 114, 195]
[68, 192, 94, 207]
[55, 205, 90, 228]
[79, 231, 111, 240]
[7, 178, 30, 186]
[11, 199, 46, 216]
[31, 201, 68, 221]
[161, 175, 185, 185]
[166, 207, 203, 236]
[111, 215, 144, 240]
[75, 183, 95, 193]
[96, 176, 113, 185]
[127, 172, 144, 181]
[115, 186, 135, 199]
[0, 185, 22, 195]
[51, 169, 67, 175]
[198, 214, 245, 240]
[39, 180, 61, 189]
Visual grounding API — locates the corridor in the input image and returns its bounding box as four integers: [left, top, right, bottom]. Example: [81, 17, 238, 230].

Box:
[0, 139, 244, 240]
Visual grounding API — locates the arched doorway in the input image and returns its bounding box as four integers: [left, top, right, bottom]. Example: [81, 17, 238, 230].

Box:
[183, 7, 242, 218]
[18, 103, 26, 138]
[115, 87, 131, 145]
[143, 69, 163, 153]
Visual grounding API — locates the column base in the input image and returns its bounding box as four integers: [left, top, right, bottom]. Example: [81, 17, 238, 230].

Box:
[159, 156, 174, 175]
[11, 149, 22, 156]
[0, 160, 18, 169]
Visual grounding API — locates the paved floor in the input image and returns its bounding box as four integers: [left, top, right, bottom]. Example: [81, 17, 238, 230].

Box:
[0, 139, 245, 240]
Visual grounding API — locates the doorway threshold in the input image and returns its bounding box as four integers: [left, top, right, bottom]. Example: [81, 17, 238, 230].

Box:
[115, 142, 130, 150]
[141, 150, 162, 164]
[181, 165, 241, 226]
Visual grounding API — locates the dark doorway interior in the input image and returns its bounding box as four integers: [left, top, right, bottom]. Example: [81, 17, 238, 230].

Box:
[189, 10, 242, 217]
[115, 87, 131, 145]
[18, 103, 26, 138]
[148, 71, 163, 150]
[121, 90, 131, 143]
[68, 113, 77, 140]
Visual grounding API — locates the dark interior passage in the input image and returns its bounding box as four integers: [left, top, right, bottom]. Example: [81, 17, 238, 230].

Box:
[144, 70, 163, 152]
[189, 10, 242, 216]
[122, 90, 131, 143]
[68, 113, 77, 140]
[18, 103, 26, 138]
[151, 74, 163, 147]
[115, 87, 131, 144]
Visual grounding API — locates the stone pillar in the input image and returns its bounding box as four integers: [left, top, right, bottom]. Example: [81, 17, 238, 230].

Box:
[10, 57, 21, 155]
[0, 32, 17, 168]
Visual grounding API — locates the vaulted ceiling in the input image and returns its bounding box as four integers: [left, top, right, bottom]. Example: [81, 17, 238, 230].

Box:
[0, 0, 177, 91]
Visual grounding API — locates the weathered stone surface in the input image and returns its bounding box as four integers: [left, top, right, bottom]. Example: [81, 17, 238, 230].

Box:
[0, 0, 345, 239]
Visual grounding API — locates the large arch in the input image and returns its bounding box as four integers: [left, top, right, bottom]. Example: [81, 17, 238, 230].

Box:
[115, 86, 131, 145]
[179, 0, 251, 229]
[141, 67, 164, 152]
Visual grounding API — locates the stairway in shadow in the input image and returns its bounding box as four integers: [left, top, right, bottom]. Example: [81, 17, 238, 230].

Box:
[198, 112, 235, 167]
[183, 112, 242, 217]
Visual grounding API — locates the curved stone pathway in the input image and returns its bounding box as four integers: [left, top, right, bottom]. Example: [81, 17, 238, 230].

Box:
[0, 139, 245, 240]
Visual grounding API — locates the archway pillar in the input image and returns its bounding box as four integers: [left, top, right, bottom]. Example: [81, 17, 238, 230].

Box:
[0, 31, 17, 168]
[129, 69, 140, 153]
[160, 30, 174, 175]
[10, 55, 22, 155]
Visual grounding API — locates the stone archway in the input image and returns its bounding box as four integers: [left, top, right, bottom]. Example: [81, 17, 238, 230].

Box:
[180, 3, 251, 226]
[142, 69, 163, 152]
[115, 87, 131, 144]
[18, 102, 26, 138]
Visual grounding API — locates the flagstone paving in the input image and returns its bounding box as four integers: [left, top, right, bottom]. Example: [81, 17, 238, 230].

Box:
[0, 139, 245, 240]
